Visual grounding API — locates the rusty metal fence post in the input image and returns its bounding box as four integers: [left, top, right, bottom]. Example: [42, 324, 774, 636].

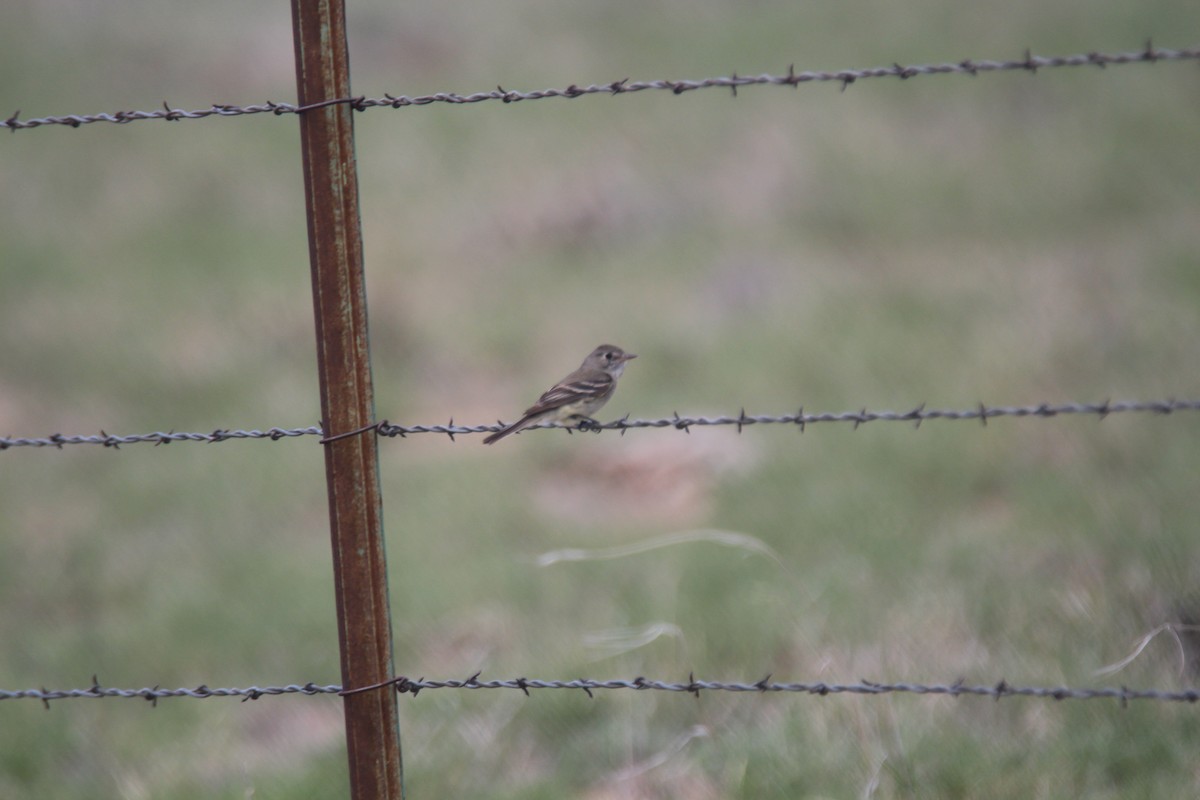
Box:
[290, 0, 404, 797]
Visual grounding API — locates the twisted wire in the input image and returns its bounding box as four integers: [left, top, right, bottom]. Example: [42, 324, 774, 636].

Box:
[4, 675, 1196, 706]
[4, 43, 1195, 132]
[2, 398, 1197, 450]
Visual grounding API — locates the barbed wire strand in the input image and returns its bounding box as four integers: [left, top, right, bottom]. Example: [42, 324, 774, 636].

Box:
[5, 43, 1197, 132]
[3, 675, 1197, 707]
[2, 398, 1197, 451]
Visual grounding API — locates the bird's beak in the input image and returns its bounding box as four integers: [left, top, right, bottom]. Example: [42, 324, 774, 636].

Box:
[622, 353, 637, 361]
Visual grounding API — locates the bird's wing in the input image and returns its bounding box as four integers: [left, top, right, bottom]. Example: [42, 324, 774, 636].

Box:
[524, 372, 614, 415]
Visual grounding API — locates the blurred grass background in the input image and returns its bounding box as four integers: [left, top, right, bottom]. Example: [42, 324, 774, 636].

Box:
[2, 0, 1200, 796]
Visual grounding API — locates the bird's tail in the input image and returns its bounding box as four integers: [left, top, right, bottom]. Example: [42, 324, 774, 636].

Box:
[482, 415, 536, 445]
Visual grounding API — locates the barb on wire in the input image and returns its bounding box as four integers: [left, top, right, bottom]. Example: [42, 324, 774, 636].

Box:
[3, 398, 1198, 451]
[4, 43, 1196, 132]
[3, 675, 1198, 706]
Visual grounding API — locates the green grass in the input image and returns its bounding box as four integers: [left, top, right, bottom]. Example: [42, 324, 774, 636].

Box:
[3, 0, 1200, 797]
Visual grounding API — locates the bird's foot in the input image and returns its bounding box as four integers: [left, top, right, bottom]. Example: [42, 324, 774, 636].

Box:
[575, 417, 603, 433]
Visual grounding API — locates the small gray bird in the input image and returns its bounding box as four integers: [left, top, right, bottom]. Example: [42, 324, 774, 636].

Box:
[483, 345, 636, 444]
